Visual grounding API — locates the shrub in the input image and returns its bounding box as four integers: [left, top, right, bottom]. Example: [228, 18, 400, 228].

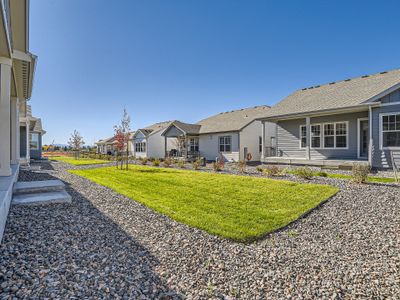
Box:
[212, 161, 223, 172]
[147, 157, 155, 162]
[163, 157, 173, 167]
[263, 165, 284, 177]
[351, 163, 370, 184]
[152, 159, 160, 167]
[316, 171, 328, 177]
[192, 159, 201, 170]
[256, 166, 264, 173]
[295, 167, 314, 180]
[141, 158, 148, 165]
[178, 160, 185, 168]
[237, 160, 246, 173]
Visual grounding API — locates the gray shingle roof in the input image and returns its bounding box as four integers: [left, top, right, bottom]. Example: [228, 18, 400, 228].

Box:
[137, 121, 172, 137]
[197, 105, 271, 134]
[264, 69, 400, 119]
[168, 120, 201, 135]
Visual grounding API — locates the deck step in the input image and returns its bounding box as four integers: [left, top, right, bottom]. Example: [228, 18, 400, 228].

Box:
[12, 190, 72, 206]
[13, 180, 65, 195]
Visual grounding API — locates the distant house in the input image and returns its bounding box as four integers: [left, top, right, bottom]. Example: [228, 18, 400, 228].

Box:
[259, 69, 400, 169]
[19, 104, 46, 161]
[96, 132, 135, 155]
[132, 121, 173, 159]
[161, 106, 275, 162]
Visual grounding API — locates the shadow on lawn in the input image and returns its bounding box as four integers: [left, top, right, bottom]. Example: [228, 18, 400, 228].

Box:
[1, 171, 180, 299]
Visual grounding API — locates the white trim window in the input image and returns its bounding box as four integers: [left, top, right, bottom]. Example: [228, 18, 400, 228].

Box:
[300, 125, 307, 148]
[311, 124, 321, 148]
[29, 133, 39, 150]
[335, 122, 348, 148]
[188, 138, 199, 152]
[380, 112, 400, 149]
[135, 142, 146, 153]
[323, 123, 335, 148]
[219, 136, 232, 152]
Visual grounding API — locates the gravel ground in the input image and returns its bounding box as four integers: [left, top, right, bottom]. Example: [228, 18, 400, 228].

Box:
[0, 161, 399, 299]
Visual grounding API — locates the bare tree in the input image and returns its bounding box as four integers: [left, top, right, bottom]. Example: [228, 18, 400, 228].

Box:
[114, 108, 131, 170]
[68, 130, 85, 158]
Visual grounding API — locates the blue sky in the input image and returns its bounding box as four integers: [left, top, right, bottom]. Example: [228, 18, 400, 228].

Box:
[30, 0, 400, 145]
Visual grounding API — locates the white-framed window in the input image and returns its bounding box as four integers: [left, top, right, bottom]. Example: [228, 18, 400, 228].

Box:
[29, 133, 39, 150]
[335, 122, 348, 148]
[300, 125, 307, 148]
[219, 136, 232, 152]
[323, 123, 335, 148]
[380, 112, 400, 149]
[300, 121, 348, 149]
[135, 142, 146, 152]
[188, 138, 199, 152]
[311, 124, 321, 148]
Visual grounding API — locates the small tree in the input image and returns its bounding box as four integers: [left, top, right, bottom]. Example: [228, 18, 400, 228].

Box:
[68, 130, 85, 158]
[113, 108, 131, 170]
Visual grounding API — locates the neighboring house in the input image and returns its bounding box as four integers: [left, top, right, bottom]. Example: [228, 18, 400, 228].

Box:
[162, 106, 275, 162]
[96, 132, 135, 155]
[19, 104, 46, 162]
[0, 0, 37, 240]
[259, 69, 400, 169]
[132, 121, 173, 159]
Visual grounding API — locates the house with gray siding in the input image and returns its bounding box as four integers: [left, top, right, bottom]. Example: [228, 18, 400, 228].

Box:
[259, 69, 400, 169]
[162, 106, 275, 162]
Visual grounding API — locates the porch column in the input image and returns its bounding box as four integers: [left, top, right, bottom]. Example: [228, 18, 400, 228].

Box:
[0, 61, 12, 176]
[10, 97, 20, 164]
[261, 121, 265, 162]
[184, 136, 188, 158]
[164, 136, 167, 158]
[368, 106, 373, 166]
[305, 117, 311, 160]
[25, 120, 30, 162]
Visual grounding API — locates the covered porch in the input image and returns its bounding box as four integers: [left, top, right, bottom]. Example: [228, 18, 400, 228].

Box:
[161, 121, 201, 160]
[260, 108, 373, 168]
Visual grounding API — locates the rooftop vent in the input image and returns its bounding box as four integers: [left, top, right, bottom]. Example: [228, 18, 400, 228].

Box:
[380, 71, 388, 74]
[344, 79, 351, 82]
[301, 88, 307, 90]
[329, 82, 336, 85]
[362, 75, 369, 78]
[314, 85, 320, 88]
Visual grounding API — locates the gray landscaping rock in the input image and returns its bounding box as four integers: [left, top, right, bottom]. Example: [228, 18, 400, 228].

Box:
[0, 161, 399, 299]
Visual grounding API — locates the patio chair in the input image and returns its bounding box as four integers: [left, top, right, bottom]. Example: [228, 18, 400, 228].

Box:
[390, 151, 400, 182]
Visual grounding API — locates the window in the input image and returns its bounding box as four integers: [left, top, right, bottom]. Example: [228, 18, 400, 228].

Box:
[219, 136, 232, 152]
[259, 136, 262, 153]
[135, 142, 146, 152]
[301, 121, 348, 149]
[300, 125, 307, 148]
[311, 125, 321, 148]
[335, 122, 347, 148]
[29, 133, 39, 150]
[381, 113, 400, 148]
[188, 138, 199, 152]
[324, 124, 335, 148]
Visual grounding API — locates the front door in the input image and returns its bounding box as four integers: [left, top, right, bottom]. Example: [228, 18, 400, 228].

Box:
[358, 119, 369, 158]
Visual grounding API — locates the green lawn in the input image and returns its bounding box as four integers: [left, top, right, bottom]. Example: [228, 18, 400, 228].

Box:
[51, 156, 110, 166]
[70, 165, 338, 242]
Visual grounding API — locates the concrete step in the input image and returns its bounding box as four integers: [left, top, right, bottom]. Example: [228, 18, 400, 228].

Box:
[12, 190, 72, 206]
[13, 180, 65, 195]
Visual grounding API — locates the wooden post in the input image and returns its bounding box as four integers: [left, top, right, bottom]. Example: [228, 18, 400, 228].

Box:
[306, 117, 311, 160]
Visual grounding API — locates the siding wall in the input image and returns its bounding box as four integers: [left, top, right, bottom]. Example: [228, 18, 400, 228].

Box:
[239, 120, 276, 161]
[199, 132, 240, 161]
[371, 103, 400, 168]
[276, 111, 368, 159]
[19, 126, 26, 157]
[147, 130, 176, 159]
